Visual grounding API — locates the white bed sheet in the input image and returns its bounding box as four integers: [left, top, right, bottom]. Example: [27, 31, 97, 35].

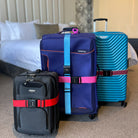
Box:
[0, 39, 41, 71]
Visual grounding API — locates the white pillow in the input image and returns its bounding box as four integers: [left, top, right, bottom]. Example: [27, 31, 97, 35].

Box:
[0, 22, 11, 41]
[6, 20, 39, 40]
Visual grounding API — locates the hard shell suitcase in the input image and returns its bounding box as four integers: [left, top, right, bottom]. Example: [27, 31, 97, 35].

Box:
[93, 18, 128, 107]
[13, 70, 59, 135]
[40, 28, 98, 118]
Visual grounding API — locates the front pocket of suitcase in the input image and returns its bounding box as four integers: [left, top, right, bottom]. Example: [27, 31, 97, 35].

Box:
[41, 50, 94, 76]
[19, 108, 48, 135]
[71, 83, 96, 114]
[41, 51, 97, 114]
[19, 81, 47, 99]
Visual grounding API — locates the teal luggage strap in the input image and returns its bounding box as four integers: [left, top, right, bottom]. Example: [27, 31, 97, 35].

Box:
[64, 34, 71, 114]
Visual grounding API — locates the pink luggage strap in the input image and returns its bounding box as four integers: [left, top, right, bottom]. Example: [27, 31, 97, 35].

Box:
[58, 76, 97, 84]
[97, 70, 128, 76]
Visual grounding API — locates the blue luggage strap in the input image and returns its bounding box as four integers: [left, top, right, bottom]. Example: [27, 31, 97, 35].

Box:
[64, 34, 71, 114]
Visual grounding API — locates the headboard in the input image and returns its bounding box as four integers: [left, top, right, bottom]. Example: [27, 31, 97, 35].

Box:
[0, 0, 76, 24]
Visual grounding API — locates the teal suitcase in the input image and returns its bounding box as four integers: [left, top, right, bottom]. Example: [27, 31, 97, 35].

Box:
[93, 18, 128, 107]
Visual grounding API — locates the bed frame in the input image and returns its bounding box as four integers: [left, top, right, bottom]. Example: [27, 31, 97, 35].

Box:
[0, 61, 27, 78]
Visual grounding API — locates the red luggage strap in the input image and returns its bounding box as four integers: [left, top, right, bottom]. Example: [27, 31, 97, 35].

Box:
[97, 70, 128, 76]
[13, 94, 59, 108]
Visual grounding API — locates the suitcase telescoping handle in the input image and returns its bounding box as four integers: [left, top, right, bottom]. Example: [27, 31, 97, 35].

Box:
[93, 18, 108, 32]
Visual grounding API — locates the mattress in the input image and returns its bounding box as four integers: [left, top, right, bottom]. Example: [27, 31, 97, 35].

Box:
[0, 39, 41, 71]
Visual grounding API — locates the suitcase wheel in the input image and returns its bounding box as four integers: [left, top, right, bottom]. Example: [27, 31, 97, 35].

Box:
[89, 114, 97, 120]
[56, 122, 59, 129]
[121, 101, 127, 108]
[98, 101, 106, 107]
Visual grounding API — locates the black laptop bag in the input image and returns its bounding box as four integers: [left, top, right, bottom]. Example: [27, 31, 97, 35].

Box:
[13, 70, 59, 135]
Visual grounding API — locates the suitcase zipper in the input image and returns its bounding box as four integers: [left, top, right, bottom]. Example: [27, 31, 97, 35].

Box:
[18, 108, 21, 128]
[41, 49, 95, 55]
[41, 34, 96, 52]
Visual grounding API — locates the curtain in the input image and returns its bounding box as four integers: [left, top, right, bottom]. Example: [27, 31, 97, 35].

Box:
[76, 0, 93, 32]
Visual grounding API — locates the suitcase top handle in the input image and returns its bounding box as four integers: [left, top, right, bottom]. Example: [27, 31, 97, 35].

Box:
[93, 18, 108, 22]
[59, 27, 79, 35]
[93, 18, 108, 32]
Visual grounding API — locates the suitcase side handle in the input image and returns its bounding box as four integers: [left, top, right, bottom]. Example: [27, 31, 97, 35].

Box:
[93, 18, 108, 32]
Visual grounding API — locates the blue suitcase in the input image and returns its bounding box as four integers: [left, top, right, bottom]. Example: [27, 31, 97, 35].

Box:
[93, 18, 128, 107]
[40, 28, 98, 119]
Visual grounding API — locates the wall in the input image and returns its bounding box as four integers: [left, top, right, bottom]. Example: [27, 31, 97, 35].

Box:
[0, 0, 76, 24]
[93, 0, 138, 38]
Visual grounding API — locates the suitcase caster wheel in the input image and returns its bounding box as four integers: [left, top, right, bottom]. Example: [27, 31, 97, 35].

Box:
[89, 114, 97, 120]
[121, 101, 127, 108]
[56, 122, 59, 129]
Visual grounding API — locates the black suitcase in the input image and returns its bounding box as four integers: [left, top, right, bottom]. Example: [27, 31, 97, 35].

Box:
[13, 70, 59, 135]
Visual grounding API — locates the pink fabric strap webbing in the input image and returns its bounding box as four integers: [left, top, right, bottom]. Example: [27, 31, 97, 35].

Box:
[58, 76, 97, 84]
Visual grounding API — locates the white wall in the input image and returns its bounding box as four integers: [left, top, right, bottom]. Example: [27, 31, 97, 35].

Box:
[0, 0, 76, 24]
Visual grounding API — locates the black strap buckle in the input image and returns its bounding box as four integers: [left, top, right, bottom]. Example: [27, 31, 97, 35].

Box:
[64, 88, 71, 92]
[103, 70, 113, 76]
[64, 66, 71, 75]
[71, 77, 81, 84]
[28, 99, 37, 108]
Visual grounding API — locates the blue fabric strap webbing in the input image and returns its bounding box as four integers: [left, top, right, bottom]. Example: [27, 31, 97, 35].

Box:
[64, 34, 71, 114]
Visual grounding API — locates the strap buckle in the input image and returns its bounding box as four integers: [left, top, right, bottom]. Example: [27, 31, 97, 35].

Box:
[64, 88, 71, 92]
[64, 66, 71, 75]
[103, 70, 113, 76]
[28, 99, 37, 108]
[71, 77, 81, 84]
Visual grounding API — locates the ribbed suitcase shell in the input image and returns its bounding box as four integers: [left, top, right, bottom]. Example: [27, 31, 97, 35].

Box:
[95, 32, 128, 102]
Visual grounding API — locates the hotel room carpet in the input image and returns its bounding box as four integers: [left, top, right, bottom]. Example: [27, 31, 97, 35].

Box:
[0, 65, 138, 138]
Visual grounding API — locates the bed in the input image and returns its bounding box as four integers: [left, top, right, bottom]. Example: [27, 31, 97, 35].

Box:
[0, 38, 137, 78]
[0, 39, 41, 71]
[0, 21, 137, 78]
[0, 1, 137, 78]
[0, 20, 70, 77]
[0, 39, 41, 77]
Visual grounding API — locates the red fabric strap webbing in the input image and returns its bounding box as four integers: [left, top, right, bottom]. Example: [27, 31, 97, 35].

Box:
[97, 70, 128, 76]
[13, 94, 59, 108]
